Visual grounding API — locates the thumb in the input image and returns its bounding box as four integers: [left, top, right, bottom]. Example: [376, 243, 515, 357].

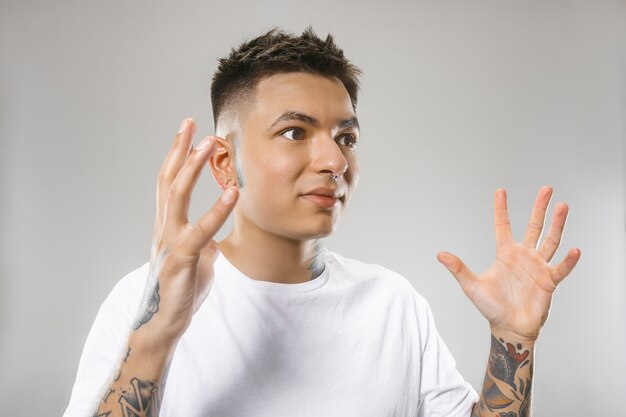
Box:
[437, 251, 477, 296]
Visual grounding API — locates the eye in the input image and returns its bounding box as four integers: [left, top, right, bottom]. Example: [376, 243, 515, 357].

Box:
[281, 128, 306, 141]
[336, 133, 358, 149]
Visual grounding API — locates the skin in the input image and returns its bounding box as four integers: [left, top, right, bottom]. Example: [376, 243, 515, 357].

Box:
[439, 186, 581, 416]
[92, 72, 580, 417]
[212, 72, 360, 284]
[93, 72, 360, 416]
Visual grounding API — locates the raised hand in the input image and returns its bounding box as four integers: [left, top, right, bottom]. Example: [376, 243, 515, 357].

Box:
[93, 119, 238, 417]
[437, 186, 580, 341]
[136, 118, 238, 344]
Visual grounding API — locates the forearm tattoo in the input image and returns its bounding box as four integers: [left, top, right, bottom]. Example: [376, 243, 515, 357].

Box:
[94, 378, 160, 417]
[94, 349, 168, 417]
[134, 282, 160, 330]
[474, 336, 533, 417]
[133, 247, 169, 330]
[118, 378, 160, 417]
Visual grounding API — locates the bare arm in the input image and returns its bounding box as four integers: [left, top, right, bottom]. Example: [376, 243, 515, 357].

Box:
[93, 118, 238, 417]
[470, 333, 534, 417]
[438, 187, 580, 417]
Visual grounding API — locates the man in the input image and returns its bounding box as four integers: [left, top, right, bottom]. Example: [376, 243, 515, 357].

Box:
[64, 28, 580, 417]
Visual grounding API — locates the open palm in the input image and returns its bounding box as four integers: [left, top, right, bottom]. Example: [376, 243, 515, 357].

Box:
[438, 187, 581, 341]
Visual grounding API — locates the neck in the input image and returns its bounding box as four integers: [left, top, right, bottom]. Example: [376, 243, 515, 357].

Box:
[218, 224, 324, 285]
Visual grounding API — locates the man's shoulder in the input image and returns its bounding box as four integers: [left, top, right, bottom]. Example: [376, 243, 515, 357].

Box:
[323, 250, 429, 306]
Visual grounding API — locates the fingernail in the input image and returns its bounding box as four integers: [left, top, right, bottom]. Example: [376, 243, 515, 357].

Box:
[196, 136, 213, 151]
[221, 187, 237, 204]
[178, 118, 188, 134]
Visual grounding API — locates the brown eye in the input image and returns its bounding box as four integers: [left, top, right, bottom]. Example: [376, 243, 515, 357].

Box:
[337, 133, 357, 149]
[281, 128, 305, 141]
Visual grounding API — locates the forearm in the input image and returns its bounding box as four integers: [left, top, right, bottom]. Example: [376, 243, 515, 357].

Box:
[472, 331, 535, 417]
[93, 328, 176, 417]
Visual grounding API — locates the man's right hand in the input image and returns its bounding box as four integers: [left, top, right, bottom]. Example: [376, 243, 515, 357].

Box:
[93, 118, 237, 417]
[136, 117, 238, 346]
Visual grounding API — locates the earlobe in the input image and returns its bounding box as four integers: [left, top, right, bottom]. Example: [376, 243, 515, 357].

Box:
[208, 136, 236, 189]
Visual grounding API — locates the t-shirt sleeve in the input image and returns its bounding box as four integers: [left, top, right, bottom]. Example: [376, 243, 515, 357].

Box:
[416, 301, 479, 417]
[62, 263, 149, 417]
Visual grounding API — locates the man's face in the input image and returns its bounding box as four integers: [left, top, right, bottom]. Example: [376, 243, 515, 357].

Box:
[229, 72, 360, 241]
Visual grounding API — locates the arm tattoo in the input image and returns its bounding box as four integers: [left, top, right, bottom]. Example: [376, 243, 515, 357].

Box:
[103, 388, 115, 404]
[483, 374, 514, 410]
[134, 283, 160, 330]
[518, 364, 533, 417]
[477, 336, 532, 417]
[133, 248, 169, 330]
[118, 377, 160, 417]
[488, 336, 529, 390]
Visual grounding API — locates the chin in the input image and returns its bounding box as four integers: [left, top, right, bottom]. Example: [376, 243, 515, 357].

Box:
[289, 220, 338, 240]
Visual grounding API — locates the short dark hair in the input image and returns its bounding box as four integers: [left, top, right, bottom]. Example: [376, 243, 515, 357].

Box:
[210, 27, 361, 125]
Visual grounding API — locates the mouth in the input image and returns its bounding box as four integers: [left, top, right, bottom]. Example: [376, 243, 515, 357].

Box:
[301, 187, 345, 209]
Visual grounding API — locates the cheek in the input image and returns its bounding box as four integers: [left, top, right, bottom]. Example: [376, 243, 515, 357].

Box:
[346, 154, 359, 187]
[245, 149, 304, 197]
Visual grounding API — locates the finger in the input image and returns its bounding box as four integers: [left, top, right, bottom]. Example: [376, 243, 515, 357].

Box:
[155, 118, 196, 233]
[182, 187, 239, 253]
[538, 202, 568, 262]
[437, 251, 478, 297]
[522, 186, 553, 248]
[494, 189, 513, 246]
[165, 136, 218, 229]
[551, 247, 581, 285]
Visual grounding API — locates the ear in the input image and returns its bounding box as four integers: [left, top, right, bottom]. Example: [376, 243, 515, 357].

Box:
[207, 136, 237, 190]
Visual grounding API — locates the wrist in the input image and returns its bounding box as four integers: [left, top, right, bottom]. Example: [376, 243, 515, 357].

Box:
[129, 323, 179, 366]
[489, 325, 539, 346]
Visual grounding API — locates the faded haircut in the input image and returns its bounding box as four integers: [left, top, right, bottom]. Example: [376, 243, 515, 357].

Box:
[210, 27, 362, 126]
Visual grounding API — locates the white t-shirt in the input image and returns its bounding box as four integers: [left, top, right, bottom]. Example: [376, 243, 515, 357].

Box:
[64, 250, 478, 417]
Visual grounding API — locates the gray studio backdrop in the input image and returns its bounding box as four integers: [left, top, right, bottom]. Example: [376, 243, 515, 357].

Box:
[1, 1, 624, 416]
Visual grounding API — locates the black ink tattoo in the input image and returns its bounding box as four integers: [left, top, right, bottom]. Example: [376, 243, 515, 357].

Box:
[308, 242, 325, 280]
[488, 336, 529, 390]
[124, 347, 131, 362]
[499, 412, 517, 417]
[134, 282, 160, 330]
[483, 374, 514, 410]
[518, 366, 533, 417]
[93, 411, 111, 417]
[134, 247, 169, 330]
[118, 377, 159, 417]
[103, 388, 115, 403]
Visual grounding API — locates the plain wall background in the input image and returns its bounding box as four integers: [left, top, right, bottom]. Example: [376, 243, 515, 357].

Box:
[1, 0, 624, 415]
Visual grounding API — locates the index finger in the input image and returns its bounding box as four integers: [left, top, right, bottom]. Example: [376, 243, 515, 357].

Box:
[494, 188, 513, 246]
[155, 118, 196, 232]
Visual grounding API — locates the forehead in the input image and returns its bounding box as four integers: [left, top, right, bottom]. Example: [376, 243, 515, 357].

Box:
[247, 72, 356, 126]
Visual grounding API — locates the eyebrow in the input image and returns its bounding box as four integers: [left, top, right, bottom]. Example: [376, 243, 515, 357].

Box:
[268, 111, 360, 132]
[338, 117, 360, 131]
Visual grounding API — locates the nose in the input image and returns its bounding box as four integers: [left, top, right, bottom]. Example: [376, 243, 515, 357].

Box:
[310, 134, 349, 178]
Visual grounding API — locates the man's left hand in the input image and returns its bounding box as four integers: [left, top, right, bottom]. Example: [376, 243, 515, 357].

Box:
[437, 186, 581, 342]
